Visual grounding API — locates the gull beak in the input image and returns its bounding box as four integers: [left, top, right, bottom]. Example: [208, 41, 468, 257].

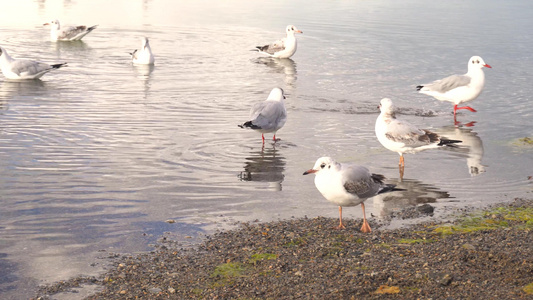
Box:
[43, 23, 50, 26]
[296, 30, 303, 34]
[483, 64, 492, 68]
[303, 169, 317, 175]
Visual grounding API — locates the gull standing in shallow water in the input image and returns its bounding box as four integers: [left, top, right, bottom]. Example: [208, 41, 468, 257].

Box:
[253, 25, 303, 59]
[239, 88, 287, 143]
[0, 46, 67, 80]
[416, 56, 491, 121]
[131, 37, 155, 65]
[303, 157, 400, 233]
[375, 98, 461, 179]
[43, 19, 98, 41]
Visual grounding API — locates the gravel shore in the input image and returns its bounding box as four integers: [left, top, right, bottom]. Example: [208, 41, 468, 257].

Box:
[36, 198, 533, 299]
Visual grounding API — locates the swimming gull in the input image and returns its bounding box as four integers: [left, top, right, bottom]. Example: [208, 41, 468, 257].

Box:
[0, 46, 67, 80]
[43, 19, 97, 41]
[253, 25, 303, 59]
[130, 37, 155, 65]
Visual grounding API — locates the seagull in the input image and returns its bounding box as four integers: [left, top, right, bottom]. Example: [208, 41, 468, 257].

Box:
[416, 56, 491, 119]
[238, 87, 287, 143]
[375, 98, 461, 178]
[253, 25, 303, 59]
[130, 37, 155, 65]
[0, 46, 67, 80]
[303, 157, 400, 232]
[43, 19, 97, 41]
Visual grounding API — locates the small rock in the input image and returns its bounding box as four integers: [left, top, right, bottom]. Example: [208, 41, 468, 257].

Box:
[462, 243, 476, 250]
[148, 287, 162, 294]
[440, 274, 453, 286]
[295, 271, 303, 276]
[119, 290, 127, 295]
[168, 287, 176, 294]
[417, 204, 435, 215]
[165, 219, 176, 224]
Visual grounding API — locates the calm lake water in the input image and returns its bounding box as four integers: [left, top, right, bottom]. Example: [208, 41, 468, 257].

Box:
[1, 0, 532, 298]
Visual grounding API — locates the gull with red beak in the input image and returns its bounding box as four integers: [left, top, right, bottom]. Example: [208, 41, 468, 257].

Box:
[43, 19, 97, 41]
[417, 56, 491, 120]
[131, 37, 155, 65]
[303, 157, 400, 233]
[253, 25, 303, 59]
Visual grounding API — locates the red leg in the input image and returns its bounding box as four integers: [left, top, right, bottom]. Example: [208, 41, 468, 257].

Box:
[360, 203, 372, 233]
[335, 206, 346, 229]
[261, 134, 265, 143]
[273, 134, 276, 141]
[455, 105, 477, 112]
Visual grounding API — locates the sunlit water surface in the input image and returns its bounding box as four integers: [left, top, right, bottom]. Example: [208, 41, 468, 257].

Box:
[1, 0, 532, 298]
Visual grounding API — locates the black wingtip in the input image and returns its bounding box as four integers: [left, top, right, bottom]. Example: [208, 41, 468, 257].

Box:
[416, 85, 424, 91]
[378, 184, 405, 194]
[438, 138, 462, 146]
[51, 63, 67, 69]
[239, 121, 261, 130]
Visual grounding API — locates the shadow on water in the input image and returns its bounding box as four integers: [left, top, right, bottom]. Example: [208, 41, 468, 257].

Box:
[436, 124, 486, 176]
[238, 143, 286, 191]
[252, 57, 297, 86]
[372, 177, 450, 219]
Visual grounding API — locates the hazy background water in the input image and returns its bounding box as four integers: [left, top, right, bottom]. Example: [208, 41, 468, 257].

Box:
[1, 0, 532, 298]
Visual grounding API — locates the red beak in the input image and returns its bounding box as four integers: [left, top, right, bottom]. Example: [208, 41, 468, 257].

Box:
[484, 64, 492, 68]
[303, 169, 317, 175]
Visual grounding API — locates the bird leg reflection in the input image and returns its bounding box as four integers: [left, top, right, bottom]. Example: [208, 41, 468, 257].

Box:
[399, 155, 405, 181]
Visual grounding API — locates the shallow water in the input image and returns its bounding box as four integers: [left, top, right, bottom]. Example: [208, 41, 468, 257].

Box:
[1, 0, 532, 298]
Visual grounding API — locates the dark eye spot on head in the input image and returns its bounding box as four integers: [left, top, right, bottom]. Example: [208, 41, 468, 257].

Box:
[328, 165, 331, 169]
[320, 163, 326, 169]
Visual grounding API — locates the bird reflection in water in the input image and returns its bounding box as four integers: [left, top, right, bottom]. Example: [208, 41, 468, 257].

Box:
[253, 57, 297, 86]
[0, 80, 46, 104]
[372, 177, 450, 219]
[238, 144, 286, 191]
[435, 124, 486, 176]
[132, 64, 155, 100]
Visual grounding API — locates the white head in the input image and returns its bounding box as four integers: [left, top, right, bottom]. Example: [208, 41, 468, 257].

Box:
[267, 87, 286, 101]
[142, 37, 150, 49]
[303, 157, 341, 175]
[378, 98, 395, 115]
[467, 56, 491, 71]
[44, 19, 61, 29]
[285, 25, 303, 35]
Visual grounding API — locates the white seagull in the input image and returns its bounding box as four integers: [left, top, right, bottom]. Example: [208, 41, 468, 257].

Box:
[43, 19, 97, 41]
[303, 157, 400, 233]
[375, 98, 461, 178]
[253, 25, 303, 59]
[416, 56, 491, 119]
[238, 87, 287, 143]
[130, 37, 155, 65]
[0, 46, 67, 80]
